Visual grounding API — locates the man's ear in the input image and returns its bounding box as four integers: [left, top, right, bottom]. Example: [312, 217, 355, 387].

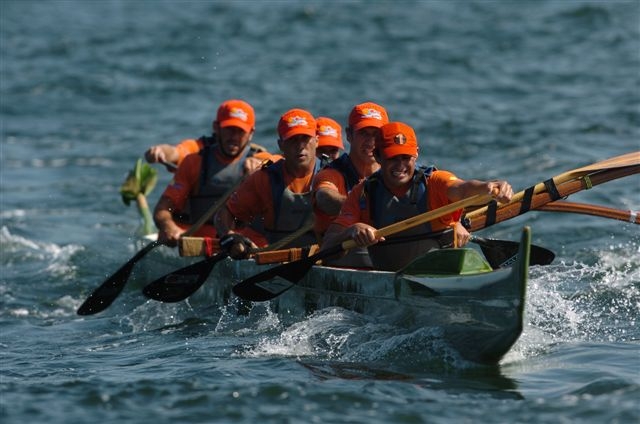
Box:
[277, 138, 284, 152]
[345, 127, 353, 144]
[373, 148, 382, 163]
[213, 120, 220, 134]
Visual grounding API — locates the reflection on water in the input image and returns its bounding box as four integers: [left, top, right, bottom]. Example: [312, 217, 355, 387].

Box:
[300, 360, 523, 400]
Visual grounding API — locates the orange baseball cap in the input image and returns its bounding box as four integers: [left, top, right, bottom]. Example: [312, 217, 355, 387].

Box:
[277, 108, 317, 141]
[216, 99, 255, 133]
[376, 122, 419, 159]
[348, 102, 389, 131]
[316, 117, 344, 150]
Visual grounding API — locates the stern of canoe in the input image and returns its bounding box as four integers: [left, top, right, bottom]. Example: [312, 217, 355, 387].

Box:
[394, 227, 531, 364]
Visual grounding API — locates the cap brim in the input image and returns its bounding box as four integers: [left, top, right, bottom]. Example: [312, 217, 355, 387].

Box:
[219, 119, 253, 133]
[317, 138, 344, 150]
[379, 145, 418, 159]
[280, 127, 316, 141]
[351, 119, 386, 131]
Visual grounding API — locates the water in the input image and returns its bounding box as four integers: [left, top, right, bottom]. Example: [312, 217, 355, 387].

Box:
[1, 0, 639, 422]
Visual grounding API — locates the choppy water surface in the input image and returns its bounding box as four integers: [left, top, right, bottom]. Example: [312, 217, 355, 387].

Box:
[1, 1, 639, 423]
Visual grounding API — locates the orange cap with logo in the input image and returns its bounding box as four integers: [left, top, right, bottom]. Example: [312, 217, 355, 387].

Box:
[376, 121, 419, 159]
[315, 117, 344, 150]
[348, 102, 389, 131]
[217, 99, 255, 133]
[277, 108, 317, 141]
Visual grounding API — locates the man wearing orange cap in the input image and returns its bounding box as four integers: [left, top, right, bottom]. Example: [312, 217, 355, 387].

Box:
[312, 102, 388, 239]
[321, 121, 514, 271]
[215, 108, 320, 258]
[315, 116, 344, 163]
[145, 99, 270, 173]
[153, 99, 277, 246]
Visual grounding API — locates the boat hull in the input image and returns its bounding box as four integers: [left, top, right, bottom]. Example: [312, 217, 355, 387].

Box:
[193, 227, 531, 365]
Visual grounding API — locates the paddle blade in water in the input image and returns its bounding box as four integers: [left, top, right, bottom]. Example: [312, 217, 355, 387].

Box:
[142, 254, 228, 302]
[77, 263, 134, 315]
[231, 269, 296, 302]
[232, 245, 344, 302]
[77, 241, 161, 315]
[473, 236, 555, 269]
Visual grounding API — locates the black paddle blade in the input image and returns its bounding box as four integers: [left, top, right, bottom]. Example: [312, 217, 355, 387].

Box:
[77, 241, 160, 316]
[232, 244, 343, 302]
[231, 264, 299, 302]
[142, 253, 228, 303]
[472, 237, 555, 269]
[77, 262, 135, 315]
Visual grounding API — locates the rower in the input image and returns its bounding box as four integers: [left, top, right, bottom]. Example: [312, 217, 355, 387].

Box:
[215, 108, 321, 259]
[312, 102, 389, 267]
[321, 121, 514, 271]
[152, 99, 278, 246]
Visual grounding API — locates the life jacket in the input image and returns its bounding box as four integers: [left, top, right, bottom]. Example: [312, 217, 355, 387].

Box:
[361, 165, 443, 271]
[316, 153, 374, 269]
[176, 135, 265, 225]
[257, 158, 320, 247]
[326, 152, 361, 193]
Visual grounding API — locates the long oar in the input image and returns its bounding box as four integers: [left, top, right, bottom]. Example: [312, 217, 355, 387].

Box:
[76, 178, 243, 316]
[233, 193, 495, 302]
[142, 218, 316, 303]
[536, 201, 640, 224]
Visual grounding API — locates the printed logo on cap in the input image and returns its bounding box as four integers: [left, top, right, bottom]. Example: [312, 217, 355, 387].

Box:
[394, 133, 407, 145]
[359, 108, 383, 121]
[286, 116, 309, 128]
[318, 125, 338, 138]
[228, 107, 248, 122]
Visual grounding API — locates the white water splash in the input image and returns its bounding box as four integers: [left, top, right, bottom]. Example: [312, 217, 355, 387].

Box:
[507, 243, 640, 363]
[1, 226, 83, 279]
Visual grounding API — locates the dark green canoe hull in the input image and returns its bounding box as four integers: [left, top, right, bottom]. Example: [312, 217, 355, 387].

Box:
[205, 227, 531, 365]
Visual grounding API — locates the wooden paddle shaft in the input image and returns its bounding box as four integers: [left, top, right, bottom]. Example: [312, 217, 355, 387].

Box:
[537, 201, 640, 224]
[341, 193, 494, 251]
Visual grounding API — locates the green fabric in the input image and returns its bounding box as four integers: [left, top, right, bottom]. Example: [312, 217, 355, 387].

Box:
[400, 248, 493, 276]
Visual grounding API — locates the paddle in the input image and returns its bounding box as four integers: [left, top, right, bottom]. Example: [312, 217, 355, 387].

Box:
[160, 160, 178, 172]
[76, 172, 243, 316]
[142, 218, 316, 303]
[120, 159, 158, 236]
[232, 193, 495, 302]
[470, 236, 554, 269]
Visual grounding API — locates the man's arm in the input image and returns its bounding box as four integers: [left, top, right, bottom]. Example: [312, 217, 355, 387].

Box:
[145, 144, 180, 165]
[447, 179, 513, 204]
[314, 187, 347, 216]
[153, 196, 185, 246]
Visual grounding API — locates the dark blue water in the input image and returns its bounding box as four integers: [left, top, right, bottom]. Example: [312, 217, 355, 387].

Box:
[2, 1, 639, 423]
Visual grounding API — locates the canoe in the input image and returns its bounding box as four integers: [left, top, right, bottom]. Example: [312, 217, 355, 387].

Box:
[168, 226, 531, 365]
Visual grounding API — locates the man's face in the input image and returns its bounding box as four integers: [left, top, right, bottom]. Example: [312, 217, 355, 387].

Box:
[278, 134, 318, 168]
[316, 146, 341, 161]
[380, 154, 417, 189]
[348, 126, 379, 162]
[217, 125, 253, 157]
